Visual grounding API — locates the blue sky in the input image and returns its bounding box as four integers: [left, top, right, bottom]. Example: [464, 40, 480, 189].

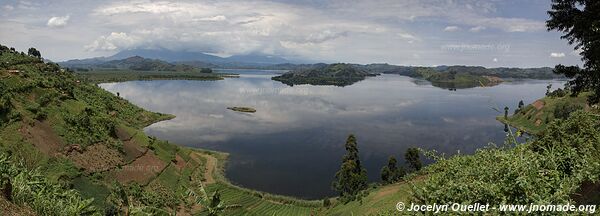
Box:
[0, 0, 583, 67]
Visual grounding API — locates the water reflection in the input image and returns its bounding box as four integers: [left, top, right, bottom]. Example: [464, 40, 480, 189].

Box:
[100, 73, 564, 199]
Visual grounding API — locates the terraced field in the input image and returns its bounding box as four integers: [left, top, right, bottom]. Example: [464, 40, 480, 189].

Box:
[205, 183, 318, 215]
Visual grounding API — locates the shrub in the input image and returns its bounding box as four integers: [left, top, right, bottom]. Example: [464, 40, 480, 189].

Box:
[0, 154, 96, 215]
[412, 111, 600, 208]
[553, 101, 584, 120]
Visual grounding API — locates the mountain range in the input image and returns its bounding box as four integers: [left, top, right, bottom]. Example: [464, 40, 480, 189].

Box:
[60, 49, 295, 68]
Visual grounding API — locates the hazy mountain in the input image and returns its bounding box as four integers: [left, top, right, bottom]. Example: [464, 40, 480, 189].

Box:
[109, 49, 224, 63]
[74, 56, 199, 72]
[61, 49, 295, 68]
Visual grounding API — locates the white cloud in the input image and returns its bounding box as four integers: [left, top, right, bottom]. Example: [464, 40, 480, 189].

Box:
[469, 26, 486, 32]
[397, 33, 420, 42]
[550, 52, 565, 58]
[196, 15, 227, 22]
[444, 26, 460, 32]
[85, 32, 142, 51]
[3, 5, 14, 11]
[47, 15, 70, 28]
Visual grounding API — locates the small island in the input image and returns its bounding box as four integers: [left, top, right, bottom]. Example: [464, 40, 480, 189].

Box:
[227, 106, 257, 113]
[271, 63, 378, 87]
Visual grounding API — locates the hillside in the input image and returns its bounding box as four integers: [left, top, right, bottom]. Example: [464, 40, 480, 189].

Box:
[0, 45, 322, 215]
[271, 63, 378, 86]
[88, 56, 200, 72]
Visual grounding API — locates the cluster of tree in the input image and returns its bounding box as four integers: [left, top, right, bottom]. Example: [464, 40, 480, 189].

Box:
[27, 47, 41, 59]
[332, 135, 424, 203]
[272, 63, 377, 87]
[553, 101, 584, 120]
[380, 148, 422, 184]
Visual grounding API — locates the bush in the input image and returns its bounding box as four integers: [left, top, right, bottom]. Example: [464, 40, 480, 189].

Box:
[323, 198, 331, 207]
[413, 111, 600, 208]
[0, 153, 96, 215]
[553, 101, 584, 120]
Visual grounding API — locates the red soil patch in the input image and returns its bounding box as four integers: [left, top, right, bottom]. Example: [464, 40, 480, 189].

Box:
[113, 151, 167, 185]
[174, 154, 186, 171]
[532, 100, 545, 110]
[122, 139, 147, 162]
[114, 127, 133, 141]
[193, 153, 216, 184]
[20, 120, 62, 156]
[68, 144, 124, 173]
[0, 197, 36, 216]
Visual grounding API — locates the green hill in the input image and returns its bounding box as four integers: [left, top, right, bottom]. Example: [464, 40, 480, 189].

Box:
[272, 63, 378, 86]
[498, 92, 592, 135]
[384, 66, 503, 89]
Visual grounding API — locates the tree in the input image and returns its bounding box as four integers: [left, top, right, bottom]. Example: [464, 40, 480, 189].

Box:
[200, 68, 213, 73]
[515, 100, 525, 114]
[381, 156, 406, 184]
[547, 0, 600, 104]
[546, 83, 552, 96]
[405, 148, 422, 172]
[27, 47, 41, 59]
[504, 106, 509, 119]
[332, 134, 368, 203]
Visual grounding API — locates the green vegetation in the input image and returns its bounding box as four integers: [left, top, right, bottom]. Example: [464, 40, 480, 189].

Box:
[76, 70, 231, 84]
[0, 153, 96, 215]
[332, 135, 368, 203]
[272, 63, 377, 87]
[71, 56, 201, 72]
[498, 92, 590, 135]
[384, 66, 504, 89]
[226, 106, 256, 113]
[547, 0, 600, 104]
[414, 111, 600, 211]
[380, 156, 405, 184]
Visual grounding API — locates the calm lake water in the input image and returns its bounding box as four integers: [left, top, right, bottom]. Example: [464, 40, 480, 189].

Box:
[100, 71, 564, 199]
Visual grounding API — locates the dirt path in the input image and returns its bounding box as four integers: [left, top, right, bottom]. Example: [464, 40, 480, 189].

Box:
[192, 153, 217, 184]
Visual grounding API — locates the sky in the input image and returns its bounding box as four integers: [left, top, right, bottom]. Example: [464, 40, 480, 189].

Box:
[0, 0, 584, 67]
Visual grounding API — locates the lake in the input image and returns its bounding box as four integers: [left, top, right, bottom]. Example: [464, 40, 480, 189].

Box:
[100, 71, 564, 199]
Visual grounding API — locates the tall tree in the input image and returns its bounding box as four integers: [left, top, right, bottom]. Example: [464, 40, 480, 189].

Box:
[405, 148, 422, 172]
[504, 106, 509, 119]
[332, 134, 368, 202]
[547, 0, 600, 104]
[380, 156, 406, 184]
[518, 100, 525, 109]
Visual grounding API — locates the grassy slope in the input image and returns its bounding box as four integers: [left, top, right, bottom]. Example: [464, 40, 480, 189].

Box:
[497, 93, 592, 135]
[320, 179, 421, 216]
